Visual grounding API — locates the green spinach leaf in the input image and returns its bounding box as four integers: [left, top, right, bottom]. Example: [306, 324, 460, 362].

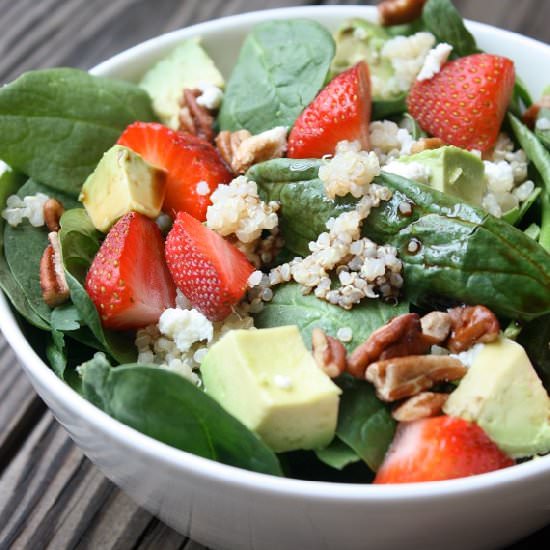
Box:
[218, 20, 335, 134]
[519, 315, 550, 389]
[372, 94, 407, 121]
[422, 0, 477, 58]
[335, 375, 395, 472]
[80, 354, 282, 476]
[0, 68, 155, 197]
[46, 329, 67, 378]
[254, 283, 408, 352]
[502, 187, 541, 226]
[315, 438, 360, 470]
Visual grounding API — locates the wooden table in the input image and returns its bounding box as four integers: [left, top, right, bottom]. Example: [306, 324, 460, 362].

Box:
[0, 1, 548, 548]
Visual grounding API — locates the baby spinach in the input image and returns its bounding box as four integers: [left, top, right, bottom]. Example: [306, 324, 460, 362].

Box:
[315, 439, 361, 471]
[372, 95, 407, 121]
[519, 315, 550, 389]
[335, 375, 395, 472]
[255, 158, 550, 320]
[254, 283, 408, 352]
[46, 329, 67, 378]
[422, 0, 477, 58]
[0, 68, 155, 197]
[80, 354, 282, 476]
[218, 20, 335, 134]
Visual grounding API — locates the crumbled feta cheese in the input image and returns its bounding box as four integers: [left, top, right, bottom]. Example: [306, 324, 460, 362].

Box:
[318, 140, 380, 199]
[382, 160, 432, 184]
[1, 192, 49, 228]
[535, 117, 550, 131]
[369, 121, 413, 164]
[196, 82, 224, 110]
[513, 179, 535, 202]
[158, 308, 213, 353]
[416, 43, 453, 81]
[484, 160, 515, 193]
[451, 343, 485, 368]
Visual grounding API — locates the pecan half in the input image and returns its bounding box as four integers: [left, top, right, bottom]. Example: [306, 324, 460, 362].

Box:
[43, 198, 65, 232]
[366, 355, 466, 401]
[40, 232, 69, 308]
[410, 137, 444, 154]
[378, 0, 427, 26]
[420, 311, 452, 344]
[446, 305, 500, 353]
[311, 328, 347, 378]
[392, 391, 448, 422]
[179, 88, 215, 142]
[347, 313, 432, 378]
[522, 95, 550, 129]
[215, 127, 287, 174]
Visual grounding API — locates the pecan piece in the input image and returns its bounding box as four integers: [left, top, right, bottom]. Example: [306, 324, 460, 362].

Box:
[40, 232, 69, 308]
[215, 129, 252, 168]
[366, 355, 466, 402]
[410, 137, 444, 154]
[378, 0, 427, 26]
[43, 198, 65, 232]
[392, 391, 448, 422]
[420, 311, 452, 344]
[179, 88, 215, 142]
[311, 328, 347, 378]
[347, 313, 432, 378]
[447, 305, 500, 353]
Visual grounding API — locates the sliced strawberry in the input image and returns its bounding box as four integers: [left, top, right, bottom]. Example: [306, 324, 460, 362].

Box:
[117, 122, 233, 221]
[85, 212, 176, 330]
[165, 212, 254, 321]
[375, 416, 514, 484]
[407, 53, 515, 151]
[287, 61, 371, 158]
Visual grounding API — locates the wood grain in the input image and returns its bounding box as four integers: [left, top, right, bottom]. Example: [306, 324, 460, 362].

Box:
[0, 1, 548, 549]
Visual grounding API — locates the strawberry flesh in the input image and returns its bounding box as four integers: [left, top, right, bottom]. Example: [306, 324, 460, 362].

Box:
[85, 212, 176, 330]
[165, 212, 255, 321]
[375, 416, 514, 483]
[407, 53, 515, 151]
[118, 122, 233, 221]
[288, 61, 371, 158]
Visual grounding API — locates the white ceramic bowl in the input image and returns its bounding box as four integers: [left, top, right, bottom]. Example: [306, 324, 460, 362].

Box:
[2, 6, 550, 550]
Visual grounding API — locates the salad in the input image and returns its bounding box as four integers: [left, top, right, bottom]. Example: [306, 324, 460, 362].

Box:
[0, 0, 549, 483]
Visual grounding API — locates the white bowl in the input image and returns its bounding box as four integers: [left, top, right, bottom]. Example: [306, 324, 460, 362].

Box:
[2, 6, 550, 550]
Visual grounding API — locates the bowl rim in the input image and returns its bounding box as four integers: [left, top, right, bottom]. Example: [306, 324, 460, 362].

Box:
[2, 3, 550, 502]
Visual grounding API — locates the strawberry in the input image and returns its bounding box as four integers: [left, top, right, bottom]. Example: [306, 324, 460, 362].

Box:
[287, 61, 371, 158]
[85, 212, 176, 330]
[117, 122, 233, 221]
[165, 212, 254, 321]
[407, 53, 515, 151]
[374, 416, 514, 484]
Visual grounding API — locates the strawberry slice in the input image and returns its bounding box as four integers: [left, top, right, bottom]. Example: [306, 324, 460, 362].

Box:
[165, 212, 254, 321]
[85, 212, 176, 330]
[407, 53, 515, 151]
[287, 61, 371, 158]
[375, 416, 514, 484]
[118, 122, 233, 221]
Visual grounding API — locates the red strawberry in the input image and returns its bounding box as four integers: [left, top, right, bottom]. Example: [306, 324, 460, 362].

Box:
[165, 212, 254, 321]
[375, 416, 514, 484]
[85, 212, 176, 330]
[118, 122, 233, 221]
[407, 53, 515, 151]
[287, 61, 371, 158]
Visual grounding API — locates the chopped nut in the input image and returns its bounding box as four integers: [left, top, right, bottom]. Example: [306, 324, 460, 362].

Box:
[40, 232, 69, 308]
[447, 305, 500, 353]
[179, 88, 215, 142]
[521, 95, 550, 129]
[347, 313, 431, 378]
[311, 328, 347, 378]
[43, 198, 65, 232]
[420, 311, 452, 344]
[215, 127, 287, 174]
[410, 137, 444, 154]
[378, 0, 427, 26]
[392, 391, 448, 422]
[366, 355, 466, 401]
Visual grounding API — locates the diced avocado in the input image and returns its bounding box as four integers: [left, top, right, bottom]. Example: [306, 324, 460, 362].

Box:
[80, 145, 166, 232]
[139, 37, 224, 129]
[444, 338, 550, 458]
[332, 19, 398, 100]
[396, 145, 486, 206]
[201, 326, 342, 453]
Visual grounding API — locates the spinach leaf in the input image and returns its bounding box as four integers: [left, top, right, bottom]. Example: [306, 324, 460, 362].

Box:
[372, 95, 408, 121]
[218, 20, 335, 134]
[59, 208, 102, 284]
[385, 18, 427, 37]
[51, 303, 82, 331]
[502, 187, 541, 225]
[519, 315, 550, 389]
[315, 438, 360, 470]
[254, 283, 408, 352]
[46, 329, 67, 378]
[398, 113, 427, 140]
[509, 76, 533, 117]
[255, 158, 550, 320]
[524, 223, 540, 240]
[422, 0, 477, 58]
[80, 354, 282, 476]
[335, 376, 395, 472]
[0, 68, 155, 197]
[508, 113, 550, 251]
